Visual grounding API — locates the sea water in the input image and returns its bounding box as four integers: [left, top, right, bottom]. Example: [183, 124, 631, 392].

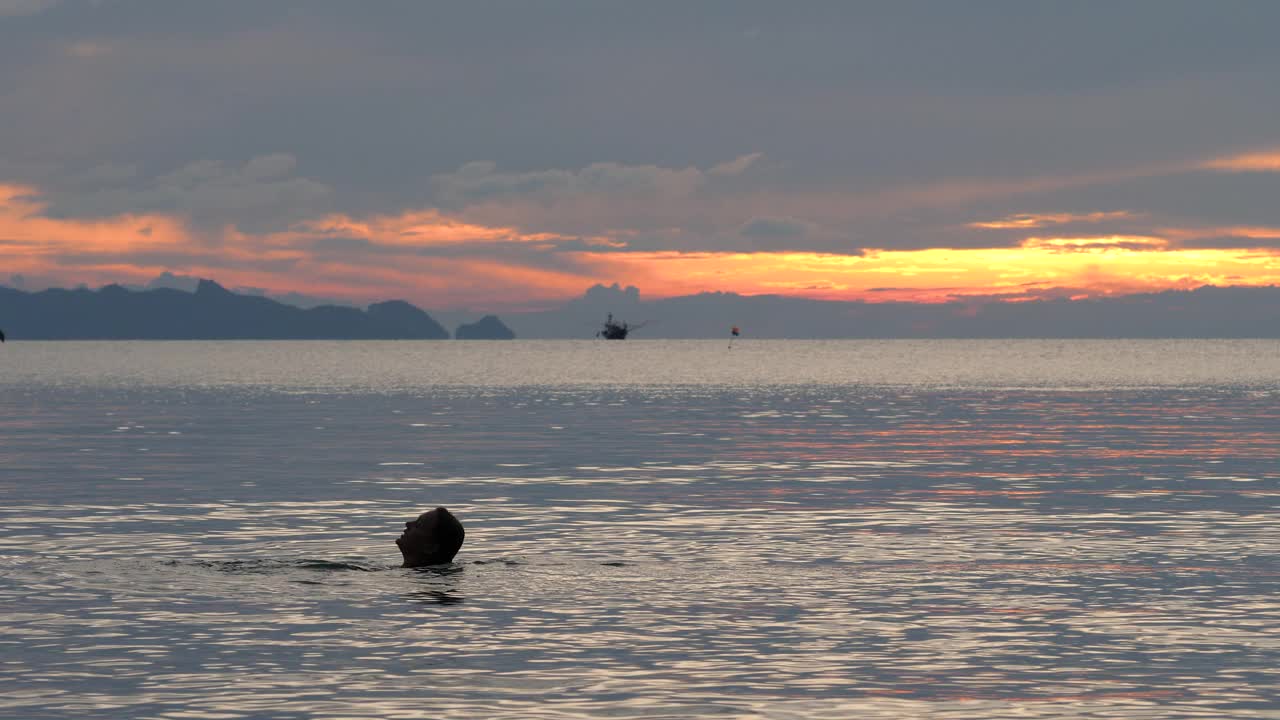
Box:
[0, 340, 1277, 718]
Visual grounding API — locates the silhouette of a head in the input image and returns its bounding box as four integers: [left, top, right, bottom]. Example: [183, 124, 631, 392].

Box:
[396, 507, 465, 567]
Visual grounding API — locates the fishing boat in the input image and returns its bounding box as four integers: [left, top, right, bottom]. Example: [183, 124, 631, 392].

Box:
[597, 313, 634, 339]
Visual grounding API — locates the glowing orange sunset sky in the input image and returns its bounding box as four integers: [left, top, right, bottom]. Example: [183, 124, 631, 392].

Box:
[5, 165, 1280, 310]
[4, 4, 1280, 312]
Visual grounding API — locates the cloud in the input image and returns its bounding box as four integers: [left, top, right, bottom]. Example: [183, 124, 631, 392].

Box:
[65, 40, 112, 58]
[0, 181, 607, 308]
[969, 211, 1139, 229]
[1201, 150, 1280, 172]
[241, 153, 297, 180]
[287, 208, 580, 249]
[8, 172, 1280, 312]
[1157, 224, 1280, 249]
[432, 154, 759, 208]
[739, 216, 810, 238]
[1021, 235, 1169, 252]
[733, 215, 861, 255]
[145, 270, 200, 292]
[40, 154, 332, 232]
[564, 243, 1280, 304]
[9, 4, 1280, 309]
[0, 0, 58, 17]
[709, 153, 763, 177]
[71, 163, 139, 186]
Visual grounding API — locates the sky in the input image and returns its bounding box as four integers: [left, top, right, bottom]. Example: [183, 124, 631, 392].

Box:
[3, 0, 1280, 311]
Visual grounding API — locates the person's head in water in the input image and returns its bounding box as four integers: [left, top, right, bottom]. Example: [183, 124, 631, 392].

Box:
[396, 507, 465, 567]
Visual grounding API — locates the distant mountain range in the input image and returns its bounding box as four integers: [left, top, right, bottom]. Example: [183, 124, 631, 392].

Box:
[0, 280, 450, 339]
[455, 315, 516, 340]
[503, 282, 1280, 339]
[2, 277, 1278, 339]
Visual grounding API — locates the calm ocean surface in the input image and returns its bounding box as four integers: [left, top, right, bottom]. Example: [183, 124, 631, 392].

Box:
[1, 340, 1278, 719]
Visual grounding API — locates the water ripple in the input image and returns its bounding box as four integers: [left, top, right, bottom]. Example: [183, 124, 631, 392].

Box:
[0, 359, 1277, 717]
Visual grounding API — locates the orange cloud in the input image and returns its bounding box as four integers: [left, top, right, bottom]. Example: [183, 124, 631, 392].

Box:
[6, 181, 1280, 310]
[1159, 224, 1280, 244]
[1021, 235, 1169, 252]
[287, 209, 578, 247]
[0, 183, 194, 276]
[0, 185, 605, 307]
[969, 211, 1139, 229]
[571, 244, 1280, 303]
[1201, 150, 1280, 172]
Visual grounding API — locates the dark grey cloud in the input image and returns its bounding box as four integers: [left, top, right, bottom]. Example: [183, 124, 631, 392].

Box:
[39, 154, 332, 231]
[740, 216, 809, 239]
[432, 155, 759, 209]
[0, 0, 58, 18]
[1036, 171, 1280, 230]
[294, 230, 607, 275]
[734, 215, 862, 253]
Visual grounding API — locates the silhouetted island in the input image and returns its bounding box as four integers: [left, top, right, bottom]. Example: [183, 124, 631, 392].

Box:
[0, 279, 450, 339]
[501, 282, 1280, 338]
[454, 315, 515, 340]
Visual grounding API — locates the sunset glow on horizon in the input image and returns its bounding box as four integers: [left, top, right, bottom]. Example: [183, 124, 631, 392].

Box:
[3, 2, 1280, 320]
[571, 243, 1280, 304]
[5, 181, 1280, 310]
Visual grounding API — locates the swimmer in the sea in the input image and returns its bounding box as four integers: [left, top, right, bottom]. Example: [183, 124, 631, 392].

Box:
[396, 507, 465, 567]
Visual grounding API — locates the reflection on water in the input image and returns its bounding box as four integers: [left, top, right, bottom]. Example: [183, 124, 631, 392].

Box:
[0, 342, 1277, 718]
[3, 338, 1280, 390]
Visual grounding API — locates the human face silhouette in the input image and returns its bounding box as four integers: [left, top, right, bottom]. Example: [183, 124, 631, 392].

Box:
[396, 508, 463, 567]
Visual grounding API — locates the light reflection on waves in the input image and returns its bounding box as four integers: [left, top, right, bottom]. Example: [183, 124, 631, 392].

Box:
[3, 499, 1277, 718]
[4, 339, 1280, 391]
[0, 384, 1278, 718]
